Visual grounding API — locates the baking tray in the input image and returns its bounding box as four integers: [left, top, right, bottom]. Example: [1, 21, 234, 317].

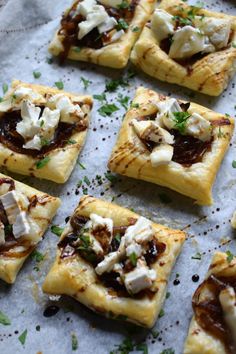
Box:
[0, 0, 235, 353]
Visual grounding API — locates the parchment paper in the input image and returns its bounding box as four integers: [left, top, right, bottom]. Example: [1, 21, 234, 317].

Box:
[0, 0, 235, 353]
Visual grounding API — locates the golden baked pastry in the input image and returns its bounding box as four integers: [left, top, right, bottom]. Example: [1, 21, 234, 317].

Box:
[108, 87, 234, 205]
[184, 252, 236, 354]
[43, 195, 185, 328]
[130, 0, 236, 96]
[49, 0, 155, 68]
[0, 80, 92, 183]
[0, 173, 61, 283]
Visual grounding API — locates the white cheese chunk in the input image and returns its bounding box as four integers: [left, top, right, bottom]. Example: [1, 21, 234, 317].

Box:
[150, 144, 174, 167]
[89, 213, 113, 235]
[39, 107, 60, 141]
[78, 5, 108, 39]
[23, 135, 42, 150]
[194, 17, 232, 50]
[109, 29, 125, 43]
[48, 94, 84, 123]
[169, 26, 209, 59]
[155, 98, 182, 130]
[185, 112, 212, 142]
[0, 97, 13, 112]
[132, 119, 174, 145]
[0, 182, 12, 196]
[231, 211, 236, 229]
[77, 0, 96, 17]
[99, 0, 124, 8]
[12, 211, 31, 239]
[98, 16, 117, 33]
[0, 222, 5, 245]
[14, 87, 42, 101]
[219, 287, 236, 347]
[16, 100, 41, 139]
[95, 251, 119, 275]
[126, 242, 142, 258]
[151, 9, 175, 42]
[123, 216, 154, 246]
[123, 259, 156, 294]
[0, 191, 21, 224]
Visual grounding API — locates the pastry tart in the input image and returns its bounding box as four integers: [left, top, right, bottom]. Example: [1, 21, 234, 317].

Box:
[43, 195, 185, 328]
[0, 173, 60, 284]
[130, 0, 236, 96]
[184, 252, 236, 354]
[49, 0, 155, 68]
[0, 80, 92, 183]
[108, 87, 234, 205]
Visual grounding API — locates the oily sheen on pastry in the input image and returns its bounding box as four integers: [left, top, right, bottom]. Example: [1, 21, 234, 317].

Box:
[0, 80, 92, 183]
[43, 195, 185, 328]
[0, 173, 60, 283]
[130, 0, 236, 96]
[49, 0, 155, 68]
[184, 252, 236, 354]
[108, 87, 234, 205]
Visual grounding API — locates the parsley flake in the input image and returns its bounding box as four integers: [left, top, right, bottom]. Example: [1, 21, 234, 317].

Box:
[71, 333, 78, 351]
[105, 172, 118, 183]
[31, 250, 44, 263]
[173, 111, 191, 134]
[78, 161, 86, 170]
[98, 103, 119, 117]
[232, 160, 236, 168]
[191, 252, 202, 260]
[93, 93, 107, 102]
[83, 176, 90, 186]
[129, 252, 137, 267]
[36, 156, 50, 169]
[54, 81, 64, 90]
[67, 139, 77, 144]
[0, 311, 11, 325]
[226, 250, 235, 263]
[51, 225, 64, 237]
[158, 309, 165, 318]
[118, 0, 129, 9]
[117, 93, 130, 110]
[116, 19, 129, 31]
[160, 349, 175, 354]
[33, 71, 41, 79]
[80, 77, 91, 89]
[132, 26, 140, 32]
[18, 329, 27, 345]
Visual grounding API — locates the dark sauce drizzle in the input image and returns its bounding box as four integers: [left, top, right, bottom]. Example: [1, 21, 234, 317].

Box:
[0, 106, 88, 158]
[193, 274, 236, 354]
[58, 214, 166, 298]
[58, 0, 139, 61]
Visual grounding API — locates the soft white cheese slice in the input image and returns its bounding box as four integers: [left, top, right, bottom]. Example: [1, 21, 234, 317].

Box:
[48, 94, 84, 123]
[0, 182, 12, 196]
[132, 119, 174, 145]
[123, 216, 154, 246]
[77, 0, 96, 17]
[78, 5, 108, 39]
[169, 26, 208, 59]
[155, 98, 182, 130]
[95, 251, 119, 275]
[12, 211, 31, 239]
[0, 97, 13, 112]
[99, 0, 124, 8]
[150, 144, 174, 167]
[231, 211, 236, 229]
[151, 9, 175, 42]
[98, 16, 117, 33]
[89, 213, 113, 235]
[185, 112, 212, 142]
[194, 16, 232, 50]
[16, 100, 41, 139]
[23, 135, 42, 150]
[39, 107, 60, 141]
[126, 242, 142, 258]
[109, 29, 125, 43]
[0, 222, 5, 245]
[219, 287, 236, 347]
[14, 87, 42, 101]
[123, 259, 156, 294]
[0, 191, 21, 224]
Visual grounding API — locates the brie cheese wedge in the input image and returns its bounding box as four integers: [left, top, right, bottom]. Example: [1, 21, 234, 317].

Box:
[150, 144, 174, 167]
[132, 119, 174, 145]
[155, 98, 182, 130]
[185, 112, 212, 142]
[78, 5, 108, 39]
[151, 9, 175, 42]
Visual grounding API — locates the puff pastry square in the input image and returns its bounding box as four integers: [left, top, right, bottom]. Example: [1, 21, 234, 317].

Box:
[0, 80, 92, 183]
[130, 0, 236, 96]
[49, 0, 155, 69]
[0, 173, 61, 284]
[43, 195, 185, 328]
[108, 87, 234, 205]
[184, 252, 236, 354]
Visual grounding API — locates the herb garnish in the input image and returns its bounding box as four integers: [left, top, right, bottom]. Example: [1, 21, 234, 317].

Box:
[2, 83, 8, 94]
[129, 252, 137, 267]
[78, 161, 86, 169]
[0, 311, 11, 325]
[54, 81, 64, 90]
[117, 93, 130, 110]
[93, 93, 107, 102]
[71, 333, 78, 351]
[51, 225, 64, 237]
[33, 71, 41, 79]
[105, 172, 118, 183]
[132, 26, 140, 32]
[172, 15, 192, 26]
[18, 329, 27, 345]
[81, 77, 91, 89]
[158, 309, 165, 318]
[130, 102, 139, 109]
[31, 250, 44, 263]
[36, 156, 50, 169]
[226, 250, 235, 263]
[67, 139, 77, 144]
[191, 252, 202, 260]
[98, 103, 119, 117]
[40, 138, 50, 146]
[173, 111, 190, 134]
[232, 160, 236, 168]
[116, 19, 129, 31]
[160, 349, 175, 354]
[83, 176, 90, 186]
[118, 0, 129, 9]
